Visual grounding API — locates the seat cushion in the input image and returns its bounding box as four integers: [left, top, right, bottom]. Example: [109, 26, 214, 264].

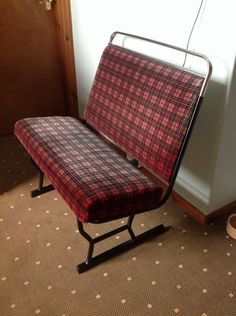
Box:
[14, 116, 163, 223]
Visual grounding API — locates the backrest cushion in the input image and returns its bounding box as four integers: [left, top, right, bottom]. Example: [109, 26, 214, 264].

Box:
[85, 44, 204, 182]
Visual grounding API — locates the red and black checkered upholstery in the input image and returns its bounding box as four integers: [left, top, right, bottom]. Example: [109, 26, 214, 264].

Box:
[14, 117, 163, 223]
[85, 44, 204, 182]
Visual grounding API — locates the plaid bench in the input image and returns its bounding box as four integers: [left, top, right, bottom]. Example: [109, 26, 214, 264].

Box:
[14, 116, 163, 223]
[14, 32, 211, 272]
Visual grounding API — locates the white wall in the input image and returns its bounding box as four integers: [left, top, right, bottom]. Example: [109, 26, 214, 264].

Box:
[209, 58, 236, 210]
[70, 0, 236, 215]
[174, 0, 236, 212]
[70, 0, 203, 115]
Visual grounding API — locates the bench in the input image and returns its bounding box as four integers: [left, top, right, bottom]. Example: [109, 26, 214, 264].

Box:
[14, 32, 212, 273]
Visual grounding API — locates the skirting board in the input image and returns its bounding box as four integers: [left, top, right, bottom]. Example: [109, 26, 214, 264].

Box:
[171, 190, 236, 225]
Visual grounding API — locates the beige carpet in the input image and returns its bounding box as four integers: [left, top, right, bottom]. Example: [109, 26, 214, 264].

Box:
[0, 136, 235, 316]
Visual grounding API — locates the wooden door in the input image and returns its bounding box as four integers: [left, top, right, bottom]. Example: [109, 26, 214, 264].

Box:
[0, 0, 78, 136]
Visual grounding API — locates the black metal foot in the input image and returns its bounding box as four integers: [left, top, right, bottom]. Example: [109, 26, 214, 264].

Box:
[77, 223, 168, 273]
[31, 184, 55, 197]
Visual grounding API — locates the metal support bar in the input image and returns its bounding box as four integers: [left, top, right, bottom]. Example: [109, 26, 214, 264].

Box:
[127, 214, 136, 240]
[77, 217, 168, 273]
[30, 158, 55, 197]
[39, 171, 44, 190]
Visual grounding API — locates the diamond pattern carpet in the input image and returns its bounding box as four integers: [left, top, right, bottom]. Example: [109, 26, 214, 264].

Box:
[0, 136, 235, 316]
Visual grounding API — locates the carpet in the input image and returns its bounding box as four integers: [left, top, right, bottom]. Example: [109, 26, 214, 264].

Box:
[0, 136, 235, 316]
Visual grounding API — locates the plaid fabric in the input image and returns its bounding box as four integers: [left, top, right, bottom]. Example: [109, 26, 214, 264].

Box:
[85, 44, 204, 182]
[14, 117, 163, 223]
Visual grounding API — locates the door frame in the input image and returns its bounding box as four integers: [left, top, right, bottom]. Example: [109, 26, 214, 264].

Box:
[54, 0, 79, 118]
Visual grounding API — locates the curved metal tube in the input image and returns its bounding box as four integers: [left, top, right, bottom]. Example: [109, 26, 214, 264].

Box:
[109, 31, 212, 97]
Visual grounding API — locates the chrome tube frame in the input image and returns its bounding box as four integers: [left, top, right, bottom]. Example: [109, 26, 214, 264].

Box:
[109, 31, 212, 97]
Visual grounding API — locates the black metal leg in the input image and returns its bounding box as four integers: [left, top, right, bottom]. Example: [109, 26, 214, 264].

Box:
[77, 221, 94, 264]
[127, 214, 136, 240]
[39, 170, 44, 190]
[30, 158, 55, 197]
[76, 217, 169, 273]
